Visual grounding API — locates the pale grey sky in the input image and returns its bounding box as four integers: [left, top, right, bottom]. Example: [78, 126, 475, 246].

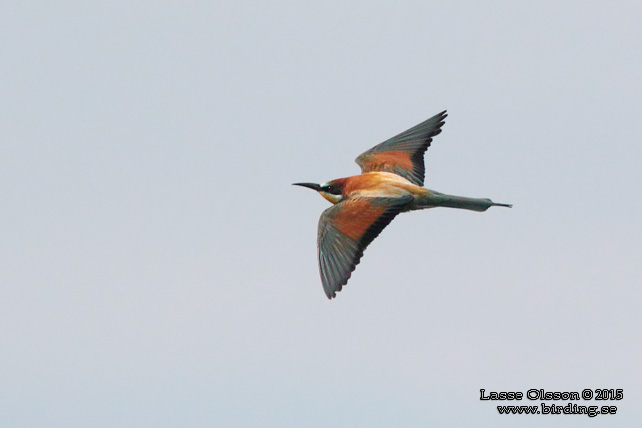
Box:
[1, 1, 641, 427]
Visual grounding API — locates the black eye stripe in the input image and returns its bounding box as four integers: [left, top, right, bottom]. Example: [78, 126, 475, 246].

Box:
[322, 185, 341, 195]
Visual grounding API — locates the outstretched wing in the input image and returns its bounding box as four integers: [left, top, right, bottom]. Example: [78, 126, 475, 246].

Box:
[355, 110, 447, 186]
[317, 195, 413, 299]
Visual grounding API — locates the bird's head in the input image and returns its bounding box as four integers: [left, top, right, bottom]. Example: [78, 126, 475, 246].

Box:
[293, 180, 345, 204]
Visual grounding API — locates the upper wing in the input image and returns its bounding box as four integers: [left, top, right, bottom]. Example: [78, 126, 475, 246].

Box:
[355, 110, 447, 186]
[317, 195, 413, 299]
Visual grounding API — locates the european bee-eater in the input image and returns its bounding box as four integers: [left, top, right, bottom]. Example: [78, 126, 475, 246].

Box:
[294, 110, 511, 299]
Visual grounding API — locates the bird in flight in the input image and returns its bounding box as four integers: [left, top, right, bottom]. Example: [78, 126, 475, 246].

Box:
[294, 111, 511, 299]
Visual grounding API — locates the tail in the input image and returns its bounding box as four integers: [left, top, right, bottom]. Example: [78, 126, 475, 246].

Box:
[413, 191, 512, 212]
[491, 202, 512, 208]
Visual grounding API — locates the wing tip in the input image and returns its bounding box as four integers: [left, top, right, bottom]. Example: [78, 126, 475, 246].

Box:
[325, 288, 338, 299]
[322, 263, 353, 299]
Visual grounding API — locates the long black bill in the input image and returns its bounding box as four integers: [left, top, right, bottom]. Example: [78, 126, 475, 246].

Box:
[292, 182, 322, 191]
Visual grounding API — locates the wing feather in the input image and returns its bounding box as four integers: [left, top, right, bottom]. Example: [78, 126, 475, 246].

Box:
[355, 110, 447, 186]
[317, 195, 412, 298]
